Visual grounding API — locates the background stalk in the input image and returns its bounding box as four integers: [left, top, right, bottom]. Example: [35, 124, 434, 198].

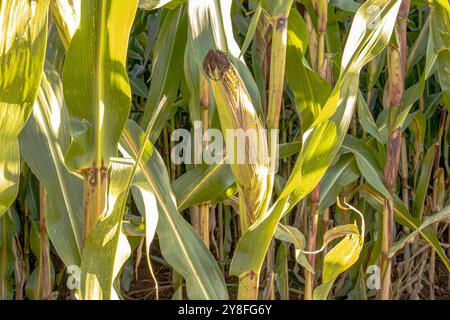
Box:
[429, 108, 447, 299]
[296, 3, 318, 70]
[317, 0, 328, 74]
[400, 137, 412, 296]
[38, 183, 51, 299]
[199, 76, 210, 247]
[379, 0, 410, 300]
[304, 0, 328, 300]
[304, 185, 320, 300]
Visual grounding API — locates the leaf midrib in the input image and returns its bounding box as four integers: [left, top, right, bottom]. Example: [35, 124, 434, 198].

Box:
[95, 0, 107, 166]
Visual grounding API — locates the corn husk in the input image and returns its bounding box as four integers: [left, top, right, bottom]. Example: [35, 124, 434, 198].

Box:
[203, 49, 269, 231]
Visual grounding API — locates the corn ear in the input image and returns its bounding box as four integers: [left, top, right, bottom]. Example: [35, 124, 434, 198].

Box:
[203, 49, 269, 231]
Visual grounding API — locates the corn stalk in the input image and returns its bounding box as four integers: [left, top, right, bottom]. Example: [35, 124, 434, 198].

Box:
[379, 0, 411, 300]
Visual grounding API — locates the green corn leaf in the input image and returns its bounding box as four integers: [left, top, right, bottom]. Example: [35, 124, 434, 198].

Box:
[319, 154, 360, 211]
[278, 141, 302, 159]
[274, 224, 313, 274]
[141, 5, 188, 142]
[406, 16, 430, 74]
[313, 224, 363, 300]
[331, 0, 361, 12]
[310, 0, 402, 129]
[50, 0, 79, 50]
[120, 120, 228, 300]
[183, 36, 202, 123]
[286, 8, 330, 129]
[123, 121, 159, 285]
[394, 28, 437, 130]
[0, 0, 50, 217]
[357, 91, 384, 143]
[139, 0, 185, 11]
[414, 145, 437, 219]
[129, 78, 149, 98]
[430, 0, 450, 109]
[130, 183, 158, 280]
[279, 121, 338, 200]
[0, 209, 16, 299]
[342, 135, 391, 199]
[172, 160, 235, 211]
[367, 49, 387, 93]
[62, 0, 138, 171]
[239, 4, 262, 58]
[19, 66, 83, 268]
[275, 243, 289, 300]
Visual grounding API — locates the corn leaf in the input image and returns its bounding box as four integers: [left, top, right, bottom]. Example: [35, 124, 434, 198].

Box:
[139, 0, 184, 11]
[275, 243, 289, 300]
[342, 135, 391, 199]
[274, 224, 313, 273]
[120, 120, 228, 300]
[62, 0, 138, 170]
[430, 0, 450, 109]
[0, 0, 50, 217]
[239, 4, 262, 58]
[0, 209, 16, 299]
[141, 5, 187, 142]
[286, 9, 331, 129]
[172, 159, 235, 211]
[278, 121, 338, 200]
[357, 91, 384, 143]
[414, 145, 437, 219]
[313, 225, 363, 300]
[311, 0, 402, 128]
[319, 154, 360, 211]
[331, 0, 361, 12]
[19, 66, 83, 268]
[394, 28, 437, 130]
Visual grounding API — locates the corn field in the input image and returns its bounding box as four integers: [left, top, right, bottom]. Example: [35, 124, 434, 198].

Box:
[0, 0, 449, 301]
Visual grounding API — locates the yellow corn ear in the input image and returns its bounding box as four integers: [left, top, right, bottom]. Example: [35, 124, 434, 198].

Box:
[203, 49, 269, 231]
